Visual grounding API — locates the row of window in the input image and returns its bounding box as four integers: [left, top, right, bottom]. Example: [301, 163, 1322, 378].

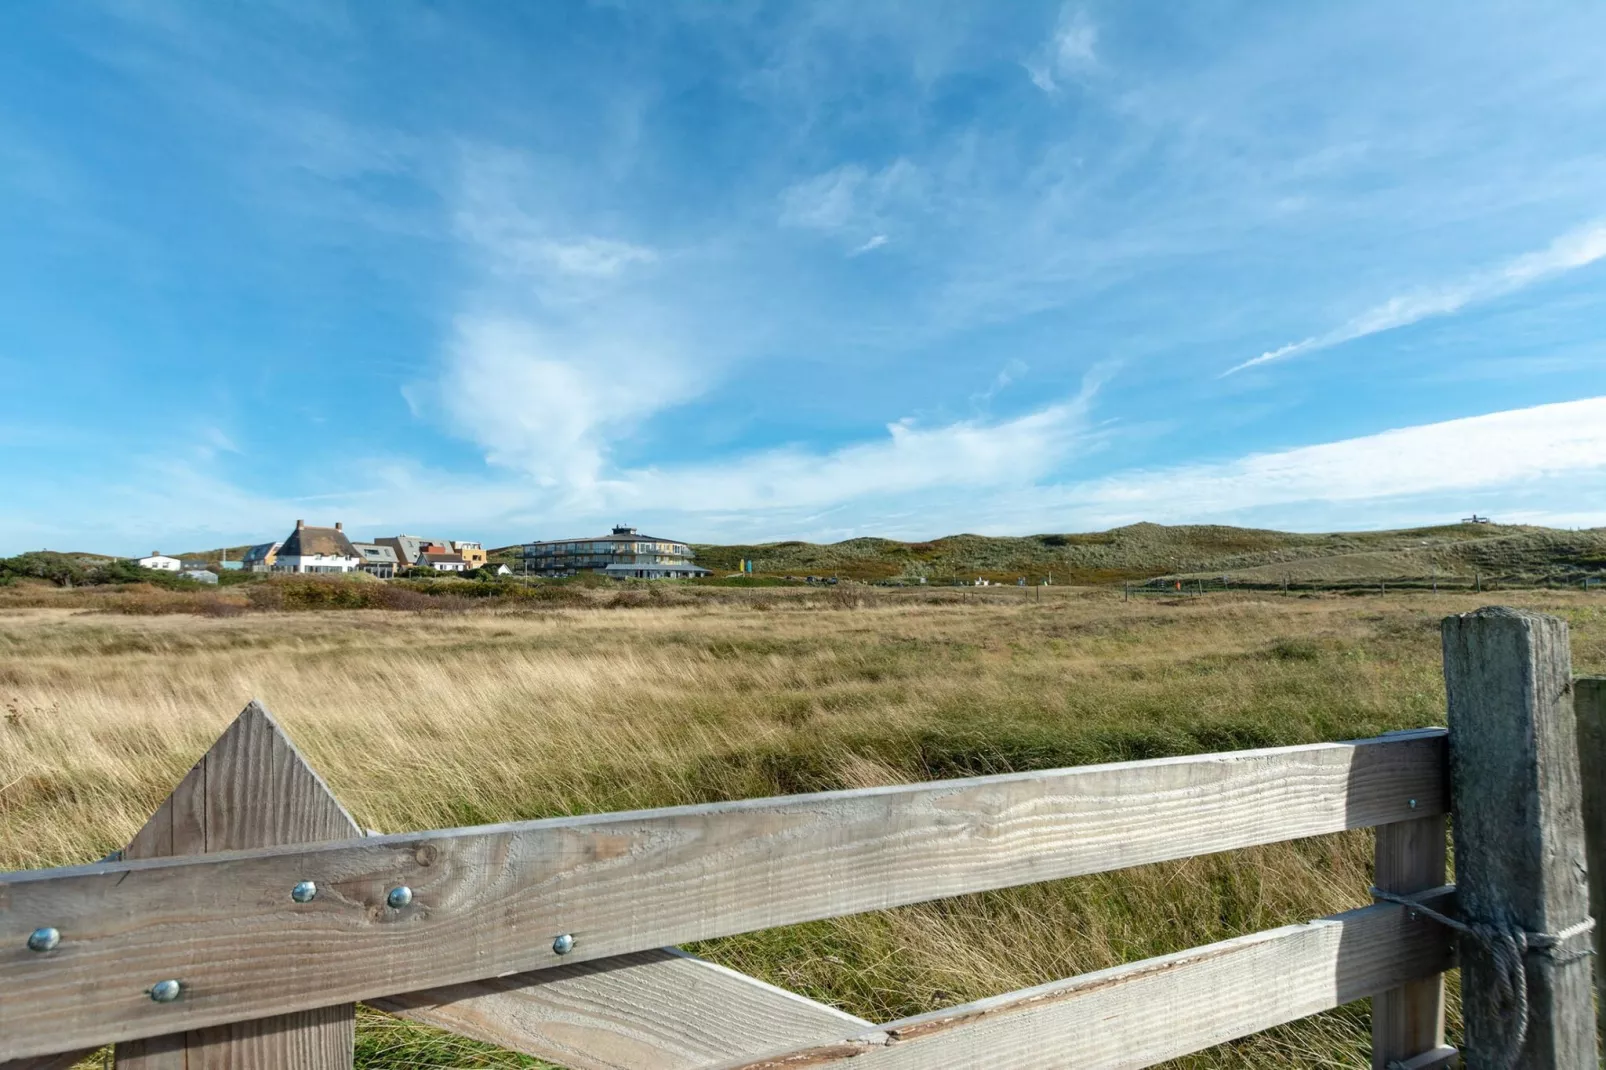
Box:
[524, 542, 689, 556]
[529, 555, 683, 565]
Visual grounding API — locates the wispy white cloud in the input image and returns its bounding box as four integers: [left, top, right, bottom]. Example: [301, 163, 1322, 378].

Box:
[201, 427, 239, 455]
[540, 237, 657, 278]
[1024, 6, 1098, 94]
[16, 391, 1605, 556]
[453, 152, 660, 292]
[778, 160, 921, 251]
[779, 164, 869, 231]
[606, 373, 1104, 517]
[849, 234, 889, 256]
[1226, 220, 1606, 375]
[971, 358, 1028, 405]
[433, 147, 723, 504]
[1060, 396, 1606, 526]
[730, 394, 1606, 540]
[440, 316, 696, 494]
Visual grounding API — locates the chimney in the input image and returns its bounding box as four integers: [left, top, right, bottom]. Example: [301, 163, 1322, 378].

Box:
[296, 519, 305, 530]
[335, 522, 343, 532]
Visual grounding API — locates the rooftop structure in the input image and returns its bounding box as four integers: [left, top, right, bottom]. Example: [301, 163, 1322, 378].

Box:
[351, 542, 399, 579]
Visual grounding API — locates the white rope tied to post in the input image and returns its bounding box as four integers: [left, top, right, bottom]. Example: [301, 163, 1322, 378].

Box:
[1370, 886, 1595, 1070]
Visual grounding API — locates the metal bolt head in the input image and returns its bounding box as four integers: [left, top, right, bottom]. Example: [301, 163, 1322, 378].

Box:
[552, 933, 575, 955]
[386, 885, 413, 909]
[150, 979, 182, 1003]
[291, 880, 317, 903]
[27, 927, 60, 953]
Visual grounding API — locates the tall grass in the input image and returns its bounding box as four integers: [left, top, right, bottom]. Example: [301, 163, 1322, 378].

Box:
[4, 590, 1603, 1068]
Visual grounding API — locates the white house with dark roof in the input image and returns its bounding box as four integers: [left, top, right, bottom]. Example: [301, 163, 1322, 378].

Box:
[421, 551, 468, 572]
[271, 521, 363, 574]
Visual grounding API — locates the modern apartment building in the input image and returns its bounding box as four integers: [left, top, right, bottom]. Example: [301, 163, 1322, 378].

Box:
[521, 526, 711, 579]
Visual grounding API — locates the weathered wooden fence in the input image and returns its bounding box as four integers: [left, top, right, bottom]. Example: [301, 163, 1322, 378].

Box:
[3, 607, 1603, 1069]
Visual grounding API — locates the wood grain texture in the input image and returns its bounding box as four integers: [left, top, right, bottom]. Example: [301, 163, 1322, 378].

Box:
[0, 1052, 94, 1070]
[373, 947, 868, 1070]
[1573, 676, 1606, 1003]
[713, 893, 1458, 1070]
[1372, 815, 1448, 1069]
[113, 701, 360, 1070]
[0, 730, 1447, 1059]
[1443, 608, 1598, 1069]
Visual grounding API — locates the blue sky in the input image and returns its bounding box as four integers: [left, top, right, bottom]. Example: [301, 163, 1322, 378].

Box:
[3, 1, 1605, 555]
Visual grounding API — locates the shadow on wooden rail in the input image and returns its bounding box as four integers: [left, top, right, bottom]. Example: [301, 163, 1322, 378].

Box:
[3, 607, 1603, 1070]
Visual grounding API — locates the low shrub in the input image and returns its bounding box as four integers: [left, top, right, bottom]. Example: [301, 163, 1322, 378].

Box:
[247, 578, 474, 612]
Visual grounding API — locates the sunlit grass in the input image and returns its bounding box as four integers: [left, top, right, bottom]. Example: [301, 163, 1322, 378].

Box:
[9, 589, 1603, 1067]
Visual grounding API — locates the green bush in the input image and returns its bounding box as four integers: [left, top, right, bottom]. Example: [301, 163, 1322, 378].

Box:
[0, 552, 203, 589]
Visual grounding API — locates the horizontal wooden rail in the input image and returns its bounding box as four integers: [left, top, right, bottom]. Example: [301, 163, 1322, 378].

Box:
[0, 729, 1445, 1060]
[713, 890, 1459, 1070]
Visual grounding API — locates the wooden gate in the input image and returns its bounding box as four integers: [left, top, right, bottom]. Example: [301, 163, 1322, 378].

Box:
[4, 607, 1602, 1068]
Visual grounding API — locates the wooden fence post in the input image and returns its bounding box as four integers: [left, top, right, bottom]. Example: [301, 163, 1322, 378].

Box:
[1573, 677, 1606, 1004]
[1443, 608, 1598, 1069]
[1372, 813, 1448, 1068]
[114, 701, 360, 1069]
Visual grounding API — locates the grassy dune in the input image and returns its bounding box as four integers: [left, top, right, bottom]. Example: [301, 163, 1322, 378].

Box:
[685, 522, 1606, 584]
[4, 590, 1604, 1067]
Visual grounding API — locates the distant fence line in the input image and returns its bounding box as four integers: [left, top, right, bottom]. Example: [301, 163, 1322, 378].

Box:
[1126, 572, 1606, 598]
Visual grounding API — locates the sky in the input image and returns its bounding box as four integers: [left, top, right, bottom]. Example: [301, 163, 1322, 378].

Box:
[3, 1, 1605, 555]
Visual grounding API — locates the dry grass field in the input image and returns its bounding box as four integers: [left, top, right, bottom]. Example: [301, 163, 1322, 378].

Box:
[4, 588, 1604, 1068]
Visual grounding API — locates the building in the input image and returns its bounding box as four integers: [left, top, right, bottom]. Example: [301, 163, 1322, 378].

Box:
[180, 559, 210, 571]
[368, 535, 486, 572]
[182, 569, 219, 584]
[241, 542, 282, 573]
[351, 543, 399, 579]
[271, 520, 363, 574]
[373, 535, 429, 569]
[521, 526, 712, 579]
[420, 548, 468, 572]
[137, 552, 182, 572]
